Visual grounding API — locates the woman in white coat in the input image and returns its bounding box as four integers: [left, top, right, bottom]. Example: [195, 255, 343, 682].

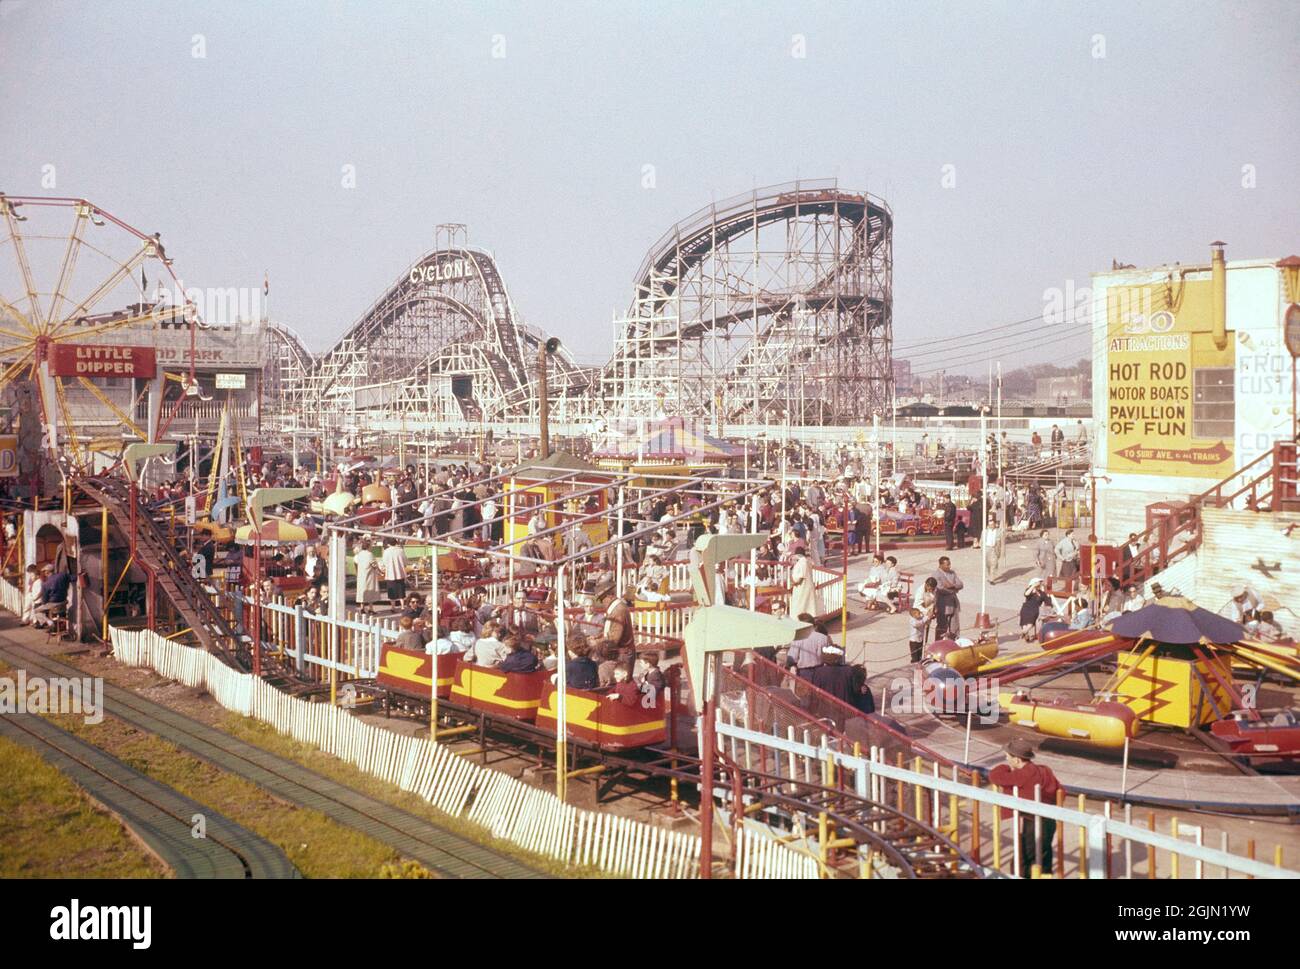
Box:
[353, 542, 381, 616]
[788, 548, 817, 620]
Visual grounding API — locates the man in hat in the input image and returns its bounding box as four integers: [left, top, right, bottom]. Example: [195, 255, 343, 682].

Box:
[1225, 584, 1261, 624]
[603, 586, 636, 653]
[988, 738, 1061, 877]
[804, 640, 856, 704]
[785, 613, 829, 677]
[32, 563, 72, 628]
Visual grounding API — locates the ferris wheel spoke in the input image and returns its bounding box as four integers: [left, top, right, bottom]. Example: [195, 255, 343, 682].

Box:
[0, 292, 36, 335]
[54, 306, 181, 343]
[2, 201, 41, 327]
[76, 375, 146, 440]
[52, 374, 88, 471]
[48, 241, 151, 338]
[0, 347, 36, 397]
[0, 320, 36, 342]
[44, 208, 90, 330]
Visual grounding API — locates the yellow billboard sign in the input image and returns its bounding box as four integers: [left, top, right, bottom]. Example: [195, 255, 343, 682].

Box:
[1106, 279, 1234, 478]
[0, 435, 16, 477]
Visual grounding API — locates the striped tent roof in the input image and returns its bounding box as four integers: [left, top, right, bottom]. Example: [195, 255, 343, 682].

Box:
[597, 418, 744, 462]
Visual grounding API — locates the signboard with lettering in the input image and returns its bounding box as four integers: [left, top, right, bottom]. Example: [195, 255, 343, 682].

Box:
[215, 372, 247, 389]
[1105, 279, 1234, 478]
[0, 435, 16, 478]
[49, 345, 157, 380]
[408, 255, 475, 286]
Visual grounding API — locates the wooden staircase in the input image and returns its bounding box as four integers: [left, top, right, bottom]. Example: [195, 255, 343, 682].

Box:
[77, 477, 246, 671]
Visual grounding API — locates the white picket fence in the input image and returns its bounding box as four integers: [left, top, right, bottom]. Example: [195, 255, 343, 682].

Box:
[106, 625, 701, 878]
[735, 819, 821, 879]
[0, 578, 24, 616]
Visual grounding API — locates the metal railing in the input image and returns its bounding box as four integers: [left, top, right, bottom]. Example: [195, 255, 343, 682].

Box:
[714, 718, 1296, 879]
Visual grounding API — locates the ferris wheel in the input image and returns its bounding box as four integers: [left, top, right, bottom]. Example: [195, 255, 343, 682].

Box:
[0, 194, 200, 486]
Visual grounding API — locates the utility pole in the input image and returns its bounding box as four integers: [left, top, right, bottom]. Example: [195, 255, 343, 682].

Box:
[538, 337, 560, 457]
[975, 405, 991, 632]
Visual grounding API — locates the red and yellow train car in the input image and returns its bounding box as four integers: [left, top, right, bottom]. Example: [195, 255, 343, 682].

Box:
[536, 684, 667, 750]
[376, 644, 457, 699]
[450, 662, 549, 721]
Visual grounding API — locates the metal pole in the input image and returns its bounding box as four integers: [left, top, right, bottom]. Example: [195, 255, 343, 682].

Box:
[615, 485, 625, 595]
[872, 413, 881, 552]
[431, 550, 439, 740]
[996, 363, 1003, 482]
[252, 529, 261, 676]
[840, 491, 849, 643]
[980, 407, 988, 625]
[699, 653, 715, 879]
[538, 345, 550, 458]
[507, 476, 516, 587]
[748, 493, 758, 611]
[891, 391, 897, 477]
[101, 505, 109, 640]
[328, 530, 345, 706]
[1120, 734, 1130, 801]
[555, 565, 568, 799]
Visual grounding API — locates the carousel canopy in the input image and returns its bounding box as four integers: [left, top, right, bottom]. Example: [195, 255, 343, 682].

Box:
[235, 518, 319, 545]
[1109, 596, 1243, 646]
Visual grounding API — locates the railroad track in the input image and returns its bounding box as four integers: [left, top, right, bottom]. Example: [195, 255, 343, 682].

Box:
[0, 638, 542, 879]
[0, 711, 298, 879]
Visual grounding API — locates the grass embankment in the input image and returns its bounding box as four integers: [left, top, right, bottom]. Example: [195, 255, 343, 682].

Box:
[0, 734, 167, 878]
[1, 656, 431, 878]
[48, 710, 433, 879]
[11, 651, 601, 877]
[220, 714, 603, 878]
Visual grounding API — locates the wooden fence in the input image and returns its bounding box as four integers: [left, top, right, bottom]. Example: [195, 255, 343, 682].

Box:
[106, 624, 702, 878]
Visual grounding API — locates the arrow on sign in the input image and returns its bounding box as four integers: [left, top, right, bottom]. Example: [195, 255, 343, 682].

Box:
[1115, 441, 1230, 465]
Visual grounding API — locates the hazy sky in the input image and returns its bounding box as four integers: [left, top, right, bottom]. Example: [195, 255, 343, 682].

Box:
[2, 0, 1297, 377]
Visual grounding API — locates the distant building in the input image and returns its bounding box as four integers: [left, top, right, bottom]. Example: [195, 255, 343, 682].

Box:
[1091, 245, 1298, 537]
[1035, 375, 1088, 400]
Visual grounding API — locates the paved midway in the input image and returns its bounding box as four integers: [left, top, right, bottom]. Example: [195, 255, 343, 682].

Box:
[835, 532, 1300, 811]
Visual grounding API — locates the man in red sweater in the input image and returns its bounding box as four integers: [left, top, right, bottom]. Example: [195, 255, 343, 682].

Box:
[988, 737, 1061, 877]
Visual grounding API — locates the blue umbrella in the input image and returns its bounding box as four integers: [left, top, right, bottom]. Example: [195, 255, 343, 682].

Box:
[1109, 596, 1242, 645]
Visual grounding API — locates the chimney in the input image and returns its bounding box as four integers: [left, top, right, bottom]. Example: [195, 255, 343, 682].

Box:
[1211, 241, 1227, 350]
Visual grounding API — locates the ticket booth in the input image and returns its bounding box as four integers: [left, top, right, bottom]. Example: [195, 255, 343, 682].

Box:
[503, 453, 611, 550]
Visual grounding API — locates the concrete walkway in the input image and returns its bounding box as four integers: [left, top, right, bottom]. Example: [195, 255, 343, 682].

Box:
[832, 530, 1300, 811]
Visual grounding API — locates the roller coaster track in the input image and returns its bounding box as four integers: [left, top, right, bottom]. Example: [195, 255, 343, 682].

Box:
[0, 637, 543, 879]
[0, 711, 298, 879]
[606, 179, 894, 423]
[630, 183, 887, 310]
[76, 476, 246, 671]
